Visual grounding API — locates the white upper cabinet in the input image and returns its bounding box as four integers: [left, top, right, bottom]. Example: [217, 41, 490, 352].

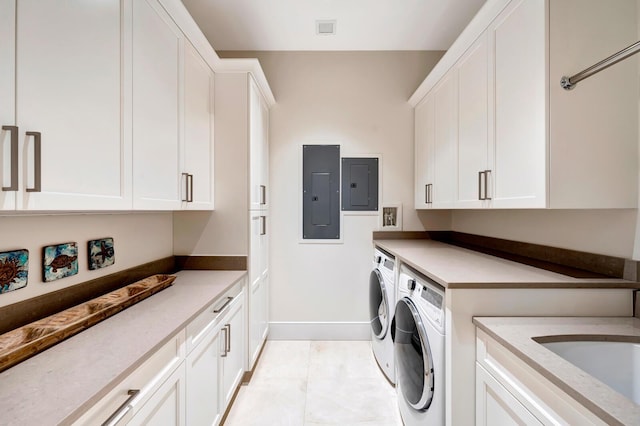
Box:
[414, 93, 435, 209]
[6, 0, 131, 210]
[249, 77, 269, 211]
[413, 74, 457, 210]
[0, 0, 16, 210]
[183, 41, 214, 210]
[456, 33, 490, 208]
[132, 0, 183, 210]
[432, 72, 457, 208]
[413, 0, 638, 209]
[489, 0, 546, 208]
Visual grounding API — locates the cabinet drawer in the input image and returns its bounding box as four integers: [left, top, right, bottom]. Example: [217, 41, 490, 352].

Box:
[185, 279, 244, 353]
[73, 330, 185, 426]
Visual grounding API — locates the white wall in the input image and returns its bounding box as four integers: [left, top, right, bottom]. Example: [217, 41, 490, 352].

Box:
[0, 213, 173, 307]
[451, 209, 637, 258]
[216, 51, 446, 336]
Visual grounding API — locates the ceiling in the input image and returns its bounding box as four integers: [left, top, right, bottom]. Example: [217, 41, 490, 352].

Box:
[181, 0, 486, 51]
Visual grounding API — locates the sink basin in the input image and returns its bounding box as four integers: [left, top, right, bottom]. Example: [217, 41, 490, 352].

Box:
[541, 340, 640, 404]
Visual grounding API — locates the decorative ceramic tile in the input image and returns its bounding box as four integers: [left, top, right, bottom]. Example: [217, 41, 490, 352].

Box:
[88, 237, 115, 270]
[43, 242, 78, 282]
[0, 249, 29, 294]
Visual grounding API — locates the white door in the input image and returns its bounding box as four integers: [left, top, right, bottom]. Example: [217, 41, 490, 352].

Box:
[248, 212, 263, 367]
[414, 94, 434, 209]
[186, 324, 221, 426]
[456, 33, 490, 208]
[128, 364, 186, 426]
[490, 0, 546, 208]
[0, 0, 16, 210]
[249, 77, 265, 211]
[132, 0, 183, 210]
[476, 364, 543, 426]
[183, 41, 214, 210]
[15, 0, 130, 210]
[221, 299, 245, 407]
[432, 73, 457, 208]
[260, 96, 269, 211]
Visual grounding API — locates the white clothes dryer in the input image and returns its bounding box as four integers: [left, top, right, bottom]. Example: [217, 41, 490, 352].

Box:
[395, 264, 445, 425]
[369, 247, 396, 384]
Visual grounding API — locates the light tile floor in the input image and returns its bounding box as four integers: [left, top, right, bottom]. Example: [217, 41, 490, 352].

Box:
[224, 341, 403, 426]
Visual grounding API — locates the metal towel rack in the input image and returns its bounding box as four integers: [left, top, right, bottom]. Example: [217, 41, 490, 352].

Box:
[561, 40, 640, 90]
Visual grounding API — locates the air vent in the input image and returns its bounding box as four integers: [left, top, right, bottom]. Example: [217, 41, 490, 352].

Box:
[316, 20, 336, 36]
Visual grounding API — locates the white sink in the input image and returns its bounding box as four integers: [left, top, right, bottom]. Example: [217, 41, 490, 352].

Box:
[541, 340, 640, 404]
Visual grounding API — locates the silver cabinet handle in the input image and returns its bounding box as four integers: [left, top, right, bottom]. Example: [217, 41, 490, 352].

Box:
[260, 216, 266, 236]
[25, 131, 41, 192]
[478, 171, 484, 200]
[483, 170, 492, 200]
[101, 389, 140, 426]
[425, 184, 433, 204]
[182, 173, 189, 202]
[181, 173, 194, 202]
[425, 184, 429, 204]
[213, 296, 234, 313]
[225, 324, 231, 353]
[260, 184, 266, 205]
[220, 326, 228, 357]
[2, 126, 18, 191]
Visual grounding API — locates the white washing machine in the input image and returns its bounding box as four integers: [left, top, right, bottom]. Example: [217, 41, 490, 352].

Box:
[369, 247, 396, 384]
[395, 264, 445, 425]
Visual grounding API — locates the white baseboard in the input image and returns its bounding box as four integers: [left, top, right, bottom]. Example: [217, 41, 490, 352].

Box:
[268, 321, 370, 340]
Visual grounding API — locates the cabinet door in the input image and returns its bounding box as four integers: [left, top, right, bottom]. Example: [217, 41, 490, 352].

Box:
[476, 363, 543, 426]
[128, 364, 186, 426]
[15, 0, 130, 210]
[490, 0, 546, 208]
[414, 94, 434, 209]
[260, 96, 269, 211]
[0, 0, 16, 210]
[222, 300, 245, 408]
[432, 73, 457, 208]
[186, 324, 222, 426]
[457, 33, 490, 208]
[183, 41, 214, 210]
[132, 0, 183, 210]
[249, 77, 266, 210]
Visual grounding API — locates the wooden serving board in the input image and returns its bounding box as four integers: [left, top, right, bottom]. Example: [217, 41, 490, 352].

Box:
[0, 274, 176, 373]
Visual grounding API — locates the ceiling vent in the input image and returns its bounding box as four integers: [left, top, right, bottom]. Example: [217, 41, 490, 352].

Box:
[316, 20, 336, 36]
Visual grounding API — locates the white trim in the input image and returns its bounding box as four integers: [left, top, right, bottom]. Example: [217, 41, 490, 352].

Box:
[268, 321, 370, 340]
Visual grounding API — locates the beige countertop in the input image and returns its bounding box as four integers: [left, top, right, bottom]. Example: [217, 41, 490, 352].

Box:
[473, 316, 640, 426]
[0, 269, 246, 426]
[374, 239, 639, 289]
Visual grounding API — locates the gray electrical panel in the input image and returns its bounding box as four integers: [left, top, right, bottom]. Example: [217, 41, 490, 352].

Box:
[303, 145, 340, 239]
[341, 157, 378, 211]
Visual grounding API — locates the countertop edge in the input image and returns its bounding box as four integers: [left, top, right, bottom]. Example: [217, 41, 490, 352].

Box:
[0, 270, 247, 426]
[374, 239, 640, 289]
[473, 316, 640, 426]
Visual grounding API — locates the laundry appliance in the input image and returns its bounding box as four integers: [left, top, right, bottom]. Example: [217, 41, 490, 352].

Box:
[369, 247, 396, 384]
[395, 264, 445, 425]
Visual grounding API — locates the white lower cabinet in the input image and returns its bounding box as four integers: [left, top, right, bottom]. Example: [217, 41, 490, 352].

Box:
[476, 329, 607, 426]
[72, 332, 186, 425]
[75, 280, 246, 426]
[128, 364, 187, 426]
[185, 283, 245, 426]
[185, 323, 223, 426]
[220, 298, 245, 408]
[476, 363, 542, 426]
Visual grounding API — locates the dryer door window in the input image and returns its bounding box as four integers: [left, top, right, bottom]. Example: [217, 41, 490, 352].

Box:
[369, 269, 389, 339]
[394, 297, 435, 411]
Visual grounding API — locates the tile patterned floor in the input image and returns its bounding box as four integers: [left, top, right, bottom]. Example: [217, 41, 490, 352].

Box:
[223, 341, 402, 426]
